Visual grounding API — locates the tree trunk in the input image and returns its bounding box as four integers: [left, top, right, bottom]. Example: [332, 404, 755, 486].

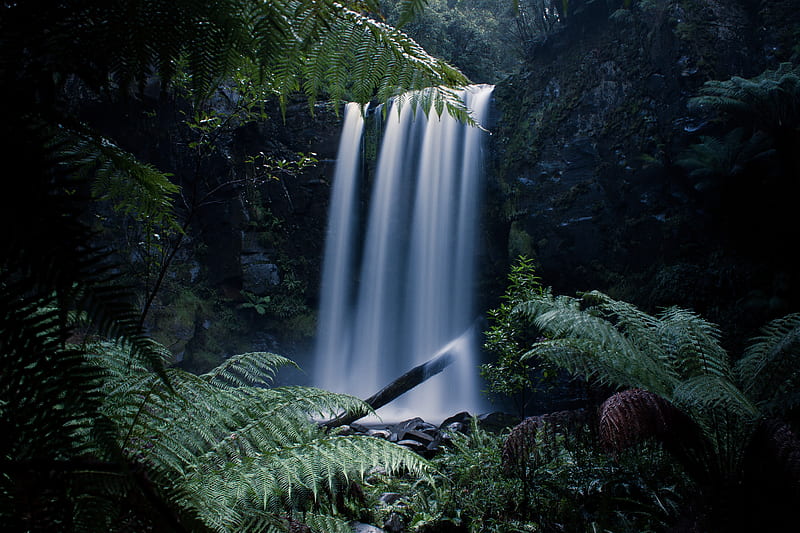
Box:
[322, 323, 478, 428]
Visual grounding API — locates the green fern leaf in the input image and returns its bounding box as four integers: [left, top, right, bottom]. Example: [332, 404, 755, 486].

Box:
[202, 351, 297, 388]
[737, 313, 800, 414]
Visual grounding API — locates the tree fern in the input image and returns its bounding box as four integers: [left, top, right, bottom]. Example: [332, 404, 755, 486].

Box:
[688, 62, 800, 135]
[509, 286, 800, 529]
[518, 290, 680, 397]
[736, 313, 800, 416]
[676, 128, 775, 190]
[85, 342, 430, 532]
[517, 290, 737, 402]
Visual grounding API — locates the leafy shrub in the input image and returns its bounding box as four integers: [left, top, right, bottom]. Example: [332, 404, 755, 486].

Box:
[481, 256, 558, 417]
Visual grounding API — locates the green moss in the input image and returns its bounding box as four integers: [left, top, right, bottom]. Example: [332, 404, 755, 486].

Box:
[508, 221, 536, 260]
[147, 288, 209, 359]
[173, 289, 210, 325]
[283, 311, 318, 341]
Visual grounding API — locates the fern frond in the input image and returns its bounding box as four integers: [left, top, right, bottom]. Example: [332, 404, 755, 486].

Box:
[236, 513, 287, 533]
[737, 313, 800, 415]
[522, 338, 635, 390]
[586, 290, 682, 387]
[184, 435, 429, 529]
[301, 2, 470, 116]
[688, 62, 800, 134]
[304, 510, 356, 533]
[517, 292, 680, 397]
[583, 290, 662, 353]
[656, 307, 731, 381]
[672, 375, 759, 423]
[0, 284, 104, 461]
[62, 131, 181, 232]
[202, 351, 298, 388]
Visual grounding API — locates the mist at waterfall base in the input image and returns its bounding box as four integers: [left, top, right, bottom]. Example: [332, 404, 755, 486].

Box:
[313, 85, 494, 424]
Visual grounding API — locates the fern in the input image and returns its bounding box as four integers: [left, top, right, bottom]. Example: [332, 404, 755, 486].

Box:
[517, 291, 739, 403]
[676, 128, 774, 186]
[86, 342, 430, 532]
[202, 351, 298, 389]
[63, 130, 181, 233]
[290, 1, 471, 120]
[736, 313, 800, 416]
[518, 291, 681, 397]
[688, 62, 800, 135]
[302, 511, 354, 533]
[509, 286, 800, 529]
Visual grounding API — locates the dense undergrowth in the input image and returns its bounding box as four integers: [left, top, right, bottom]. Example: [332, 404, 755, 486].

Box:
[364, 417, 691, 533]
[3, 1, 799, 531]
[355, 256, 800, 533]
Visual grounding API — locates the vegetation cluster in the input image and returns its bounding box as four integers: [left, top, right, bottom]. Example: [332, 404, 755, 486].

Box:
[0, 1, 468, 531]
[367, 258, 799, 532]
[2, 0, 799, 532]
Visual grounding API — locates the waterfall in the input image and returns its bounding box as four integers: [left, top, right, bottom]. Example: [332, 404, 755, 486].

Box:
[314, 85, 494, 423]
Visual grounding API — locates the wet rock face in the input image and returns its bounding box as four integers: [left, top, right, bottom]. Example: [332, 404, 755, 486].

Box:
[73, 85, 342, 367]
[487, 0, 800, 341]
[240, 231, 281, 295]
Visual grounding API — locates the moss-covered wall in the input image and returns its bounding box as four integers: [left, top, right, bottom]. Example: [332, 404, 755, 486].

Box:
[487, 0, 800, 349]
[74, 86, 342, 375]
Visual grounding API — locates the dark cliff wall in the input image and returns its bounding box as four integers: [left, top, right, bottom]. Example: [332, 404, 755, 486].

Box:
[487, 0, 800, 348]
[73, 84, 342, 373]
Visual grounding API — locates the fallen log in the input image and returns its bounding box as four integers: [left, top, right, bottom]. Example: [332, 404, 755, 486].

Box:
[322, 324, 475, 429]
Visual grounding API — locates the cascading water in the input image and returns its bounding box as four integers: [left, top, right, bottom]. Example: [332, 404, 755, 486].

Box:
[314, 85, 494, 423]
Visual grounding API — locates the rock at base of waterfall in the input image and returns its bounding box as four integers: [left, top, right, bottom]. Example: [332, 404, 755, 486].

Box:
[352, 522, 386, 533]
[440, 411, 473, 433]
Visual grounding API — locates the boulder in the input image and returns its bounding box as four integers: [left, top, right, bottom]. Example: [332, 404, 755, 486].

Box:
[396, 439, 428, 453]
[352, 522, 385, 533]
[477, 412, 522, 432]
[378, 492, 402, 506]
[366, 428, 391, 440]
[440, 411, 473, 434]
[402, 429, 435, 445]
